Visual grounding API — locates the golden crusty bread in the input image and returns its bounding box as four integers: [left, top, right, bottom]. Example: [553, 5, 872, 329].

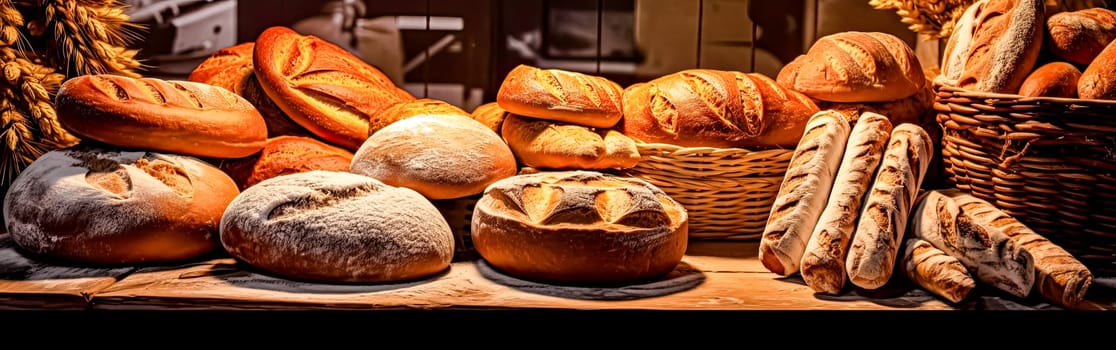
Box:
[500, 114, 639, 170]
[940, 0, 1045, 93]
[776, 31, 925, 103]
[368, 98, 470, 136]
[1018, 61, 1082, 98]
[496, 64, 624, 128]
[1078, 39, 1116, 100]
[217, 135, 355, 191]
[470, 101, 510, 134]
[1046, 7, 1116, 65]
[253, 26, 415, 151]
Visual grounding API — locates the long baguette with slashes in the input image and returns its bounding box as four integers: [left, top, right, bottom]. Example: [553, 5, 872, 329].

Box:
[901, 237, 977, 304]
[759, 110, 851, 276]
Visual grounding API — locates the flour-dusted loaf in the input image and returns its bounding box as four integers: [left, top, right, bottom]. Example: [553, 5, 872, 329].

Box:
[470, 170, 688, 284]
[939, 0, 1045, 93]
[496, 64, 624, 128]
[800, 112, 892, 294]
[55, 75, 268, 159]
[3, 147, 240, 265]
[219, 170, 454, 283]
[901, 237, 977, 304]
[759, 110, 851, 277]
[845, 123, 933, 290]
[909, 189, 1035, 298]
[500, 114, 639, 170]
[776, 31, 925, 103]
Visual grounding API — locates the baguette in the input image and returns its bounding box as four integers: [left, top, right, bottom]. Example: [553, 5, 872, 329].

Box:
[909, 189, 1035, 298]
[845, 123, 933, 289]
[901, 237, 977, 304]
[800, 112, 893, 294]
[758, 110, 851, 276]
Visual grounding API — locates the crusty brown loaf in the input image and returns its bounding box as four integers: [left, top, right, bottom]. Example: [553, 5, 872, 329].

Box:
[496, 64, 623, 128]
[619, 69, 816, 149]
[845, 123, 933, 290]
[1018, 61, 1082, 97]
[799, 113, 892, 294]
[470, 170, 688, 284]
[368, 98, 470, 136]
[817, 77, 934, 127]
[351, 113, 518, 200]
[470, 101, 510, 133]
[1078, 39, 1116, 100]
[217, 136, 354, 190]
[187, 42, 312, 138]
[219, 170, 454, 283]
[253, 26, 415, 151]
[55, 75, 268, 159]
[3, 147, 239, 265]
[1046, 7, 1116, 65]
[940, 0, 1045, 93]
[501, 114, 639, 170]
[776, 31, 925, 103]
[901, 237, 977, 304]
[759, 110, 851, 277]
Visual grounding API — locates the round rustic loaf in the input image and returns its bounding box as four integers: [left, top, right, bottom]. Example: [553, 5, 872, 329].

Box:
[470, 170, 688, 285]
[1046, 7, 1116, 65]
[776, 31, 925, 102]
[1018, 61, 1082, 98]
[3, 147, 239, 265]
[219, 170, 455, 283]
[217, 135, 354, 190]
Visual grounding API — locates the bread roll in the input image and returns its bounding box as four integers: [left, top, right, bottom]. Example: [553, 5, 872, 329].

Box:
[350, 113, 518, 200]
[54, 75, 268, 159]
[759, 110, 851, 277]
[500, 114, 639, 170]
[253, 26, 415, 151]
[187, 42, 311, 138]
[470, 170, 688, 284]
[1046, 7, 1116, 65]
[1018, 61, 1082, 97]
[1078, 39, 1116, 100]
[369, 98, 470, 136]
[3, 147, 239, 265]
[217, 136, 354, 190]
[845, 123, 933, 290]
[219, 170, 454, 283]
[901, 237, 977, 304]
[776, 31, 925, 103]
[496, 64, 623, 128]
[940, 0, 1045, 93]
[800, 112, 892, 294]
[470, 101, 509, 133]
[909, 189, 1035, 298]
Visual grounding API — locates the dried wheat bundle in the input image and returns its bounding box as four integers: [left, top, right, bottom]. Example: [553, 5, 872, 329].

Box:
[870, 0, 1110, 40]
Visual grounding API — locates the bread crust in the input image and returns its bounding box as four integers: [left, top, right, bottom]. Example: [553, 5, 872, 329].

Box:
[901, 237, 977, 304]
[1018, 61, 1082, 97]
[942, 0, 1045, 93]
[501, 114, 639, 170]
[1078, 39, 1116, 100]
[496, 65, 623, 128]
[1046, 7, 1116, 65]
[776, 31, 925, 103]
[217, 136, 354, 190]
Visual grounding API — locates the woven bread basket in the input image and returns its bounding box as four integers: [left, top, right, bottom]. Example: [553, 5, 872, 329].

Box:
[621, 142, 793, 240]
[431, 194, 481, 261]
[934, 82, 1116, 276]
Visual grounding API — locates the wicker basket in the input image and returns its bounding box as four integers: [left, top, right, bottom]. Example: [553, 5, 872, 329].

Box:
[621, 142, 793, 240]
[934, 83, 1116, 276]
[432, 194, 481, 261]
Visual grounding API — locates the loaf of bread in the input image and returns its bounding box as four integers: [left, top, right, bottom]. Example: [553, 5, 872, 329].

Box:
[496, 64, 623, 128]
[217, 135, 354, 190]
[940, 0, 1045, 93]
[54, 75, 268, 159]
[470, 170, 688, 284]
[187, 42, 311, 138]
[369, 98, 470, 136]
[1018, 61, 1082, 97]
[3, 147, 239, 265]
[776, 31, 925, 102]
[800, 112, 893, 294]
[500, 114, 639, 170]
[817, 78, 934, 127]
[253, 26, 415, 150]
[909, 189, 1035, 298]
[759, 110, 851, 277]
[845, 123, 933, 290]
[620, 69, 817, 149]
[351, 112, 518, 200]
[1046, 7, 1116, 65]
[219, 170, 454, 283]
[901, 237, 977, 304]
[1078, 38, 1116, 100]
[470, 101, 510, 133]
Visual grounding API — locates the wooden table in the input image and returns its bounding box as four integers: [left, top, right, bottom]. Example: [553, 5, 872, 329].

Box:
[3, 233, 1113, 312]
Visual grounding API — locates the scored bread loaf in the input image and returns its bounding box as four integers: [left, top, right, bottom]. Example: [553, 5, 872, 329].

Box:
[759, 110, 851, 277]
[745, 73, 820, 148]
[1018, 61, 1082, 98]
[817, 77, 934, 127]
[1046, 7, 1116, 65]
[909, 189, 1035, 298]
[368, 98, 470, 136]
[845, 123, 933, 290]
[901, 237, 977, 304]
[496, 64, 624, 128]
[217, 135, 355, 191]
[939, 0, 1045, 93]
[1078, 38, 1116, 100]
[799, 112, 893, 294]
[776, 31, 925, 103]
[500, 114, 639, 170]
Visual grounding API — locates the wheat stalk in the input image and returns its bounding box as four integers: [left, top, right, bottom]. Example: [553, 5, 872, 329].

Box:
[42, 0, 142, 77]
[870, 0, 1110, 40]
